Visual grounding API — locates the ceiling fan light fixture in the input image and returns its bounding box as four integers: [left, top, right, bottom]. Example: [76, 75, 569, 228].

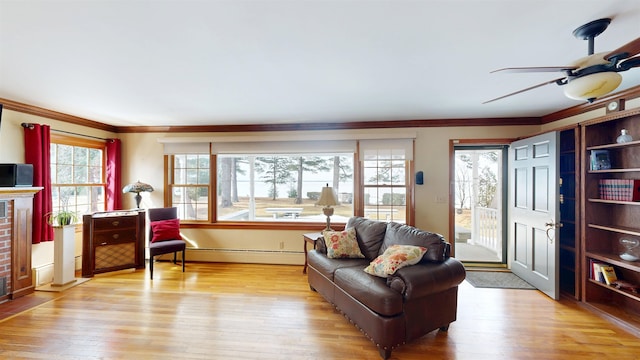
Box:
[563, 71, 622, 101]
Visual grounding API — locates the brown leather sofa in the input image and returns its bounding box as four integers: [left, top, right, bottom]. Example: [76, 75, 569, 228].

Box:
[307, 217, 466, 359]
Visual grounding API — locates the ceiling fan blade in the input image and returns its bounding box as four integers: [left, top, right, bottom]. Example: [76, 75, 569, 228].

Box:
[605, 37, 640, 61]
[483, 77, 567, 104]
[619, 55, 640, 71]
[490, 66, 577, 74]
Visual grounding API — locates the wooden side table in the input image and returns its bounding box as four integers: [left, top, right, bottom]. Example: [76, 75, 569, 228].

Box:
[303, 232, 323, 274]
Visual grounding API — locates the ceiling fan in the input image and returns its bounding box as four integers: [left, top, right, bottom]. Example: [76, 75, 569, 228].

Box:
[484, 18, 640, 104]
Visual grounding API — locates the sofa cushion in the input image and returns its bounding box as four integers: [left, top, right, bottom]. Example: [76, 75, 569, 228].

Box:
[346, 216, 388, 260]
[380, 222, 449, 263]
[364, 245, 427, 278]
[334, 266, 404, 317]
[324, 228, 365, 259]
[307, 250, 370, 281]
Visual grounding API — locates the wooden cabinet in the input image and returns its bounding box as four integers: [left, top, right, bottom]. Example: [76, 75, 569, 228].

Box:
[82, 210, 145, 277]
[0, 188, 41, 300]
[581, 112, 640, 335]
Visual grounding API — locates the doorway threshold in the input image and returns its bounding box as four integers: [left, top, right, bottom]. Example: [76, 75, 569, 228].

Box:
[461, 262, 507, 270]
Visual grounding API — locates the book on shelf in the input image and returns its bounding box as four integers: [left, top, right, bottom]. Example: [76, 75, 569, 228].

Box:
[590, 260, 606, 283]
[590, 150, 611, 171]
[600, 265, 618, 285]
[598, 179, 640, 201]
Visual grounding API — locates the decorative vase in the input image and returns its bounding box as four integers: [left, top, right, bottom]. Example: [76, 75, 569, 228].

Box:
[620, 238, 640, 262]
[616, 129, 633, 143]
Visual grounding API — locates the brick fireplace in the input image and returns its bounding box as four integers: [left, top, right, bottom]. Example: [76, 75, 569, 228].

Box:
[0, 200, 13, 297]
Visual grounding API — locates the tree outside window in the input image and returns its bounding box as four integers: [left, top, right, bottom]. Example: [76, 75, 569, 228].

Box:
[216, 154, 353, 222]
[50, 138, 105, 219]
[171, 154, 210, 221]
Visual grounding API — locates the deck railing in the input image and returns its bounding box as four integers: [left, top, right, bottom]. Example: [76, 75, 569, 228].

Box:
[471, 207, 501, 256]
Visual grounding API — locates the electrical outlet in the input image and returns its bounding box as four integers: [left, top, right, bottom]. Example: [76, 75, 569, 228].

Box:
[279, 241, 284, 250]
[435, 195, 447, 203]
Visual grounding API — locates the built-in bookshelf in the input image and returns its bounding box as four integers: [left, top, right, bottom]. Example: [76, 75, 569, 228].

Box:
[581, 112, 640, 336]
[559, 128, 580, 300]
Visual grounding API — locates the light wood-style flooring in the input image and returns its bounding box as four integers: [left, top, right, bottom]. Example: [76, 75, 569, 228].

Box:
[1, 262, 639, 359]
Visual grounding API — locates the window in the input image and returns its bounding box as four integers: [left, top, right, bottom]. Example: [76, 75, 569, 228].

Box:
[164, 138, 413, 226]
[50, 135, 106, 217]
[169, 154, 210, 221]
[360, 140, 411, 223]
[216, 154, 354, 222]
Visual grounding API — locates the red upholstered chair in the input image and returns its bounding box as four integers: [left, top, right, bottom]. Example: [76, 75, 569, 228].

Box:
[148, 207, 186, 280]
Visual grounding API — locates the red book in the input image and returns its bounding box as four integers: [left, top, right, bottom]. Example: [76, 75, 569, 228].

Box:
[632, 179, 640, 202]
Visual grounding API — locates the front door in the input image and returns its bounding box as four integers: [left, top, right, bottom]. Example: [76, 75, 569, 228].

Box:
[509, 132, 560, 299]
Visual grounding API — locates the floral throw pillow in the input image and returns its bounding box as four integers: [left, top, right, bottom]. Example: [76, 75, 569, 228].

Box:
[364, 245, 427, 278]
[324, 228, 364, 259]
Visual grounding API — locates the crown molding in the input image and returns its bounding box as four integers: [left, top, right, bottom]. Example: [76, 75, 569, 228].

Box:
[4, 84, 640, 133]
[115, 117, 542, 133]
[0, 97, 118, 133]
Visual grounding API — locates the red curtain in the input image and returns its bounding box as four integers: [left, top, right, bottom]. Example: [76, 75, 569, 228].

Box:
[24, 124, 54, 243]
[106, 139, 122, 210]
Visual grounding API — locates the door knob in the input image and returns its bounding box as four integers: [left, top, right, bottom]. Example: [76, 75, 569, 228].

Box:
[545, 221, 562, 243]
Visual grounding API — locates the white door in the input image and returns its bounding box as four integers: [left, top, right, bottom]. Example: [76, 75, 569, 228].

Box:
[509, 132, 560, 299]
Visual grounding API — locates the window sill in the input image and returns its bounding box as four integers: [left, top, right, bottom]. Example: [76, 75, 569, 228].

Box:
[180, 221, 346, 231]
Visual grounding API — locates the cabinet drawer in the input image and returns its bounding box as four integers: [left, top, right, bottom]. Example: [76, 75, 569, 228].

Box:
[93, 231, 138, 245]
[92, 216, 138, 230]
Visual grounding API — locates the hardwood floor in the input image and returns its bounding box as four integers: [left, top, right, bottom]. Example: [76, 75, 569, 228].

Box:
[1, 262, 639, 359]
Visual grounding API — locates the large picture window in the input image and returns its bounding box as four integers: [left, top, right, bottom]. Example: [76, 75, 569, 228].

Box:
[50, 135, 106, 218]
[217, 154, 354, 222]
[164, 137, 413, 226]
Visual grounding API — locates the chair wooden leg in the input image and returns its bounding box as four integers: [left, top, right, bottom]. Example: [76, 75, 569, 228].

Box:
[182, 250, 185, 272]
[173, 251, 177, 264]
[150, 256, 154, 280]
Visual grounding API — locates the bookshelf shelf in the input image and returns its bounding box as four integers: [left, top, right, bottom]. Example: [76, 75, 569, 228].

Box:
[588, 168, 640, 173]
[587, 278, 640, 302]
[586, 139, 640, 151]
[581, 110, 640, 334]
[587, 223, 640, 237]
[588, 198, 640, 206]
[586, 251, 640, 272]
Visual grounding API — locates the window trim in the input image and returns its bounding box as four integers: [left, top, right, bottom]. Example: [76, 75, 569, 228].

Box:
[50, 133, 108, 223]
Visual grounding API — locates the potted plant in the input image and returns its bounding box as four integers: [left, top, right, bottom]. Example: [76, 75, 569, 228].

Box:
[45, 210, 78, 227]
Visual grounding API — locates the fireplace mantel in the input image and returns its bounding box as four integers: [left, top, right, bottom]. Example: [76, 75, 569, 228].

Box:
[0, 187, 42, 301]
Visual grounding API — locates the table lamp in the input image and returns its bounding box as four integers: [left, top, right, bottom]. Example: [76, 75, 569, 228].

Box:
[316, 183, 339, 232]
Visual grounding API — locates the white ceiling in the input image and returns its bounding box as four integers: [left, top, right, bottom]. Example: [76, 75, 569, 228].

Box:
[1, 0, 640, 128]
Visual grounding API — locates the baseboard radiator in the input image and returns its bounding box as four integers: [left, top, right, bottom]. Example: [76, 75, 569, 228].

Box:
[33, 256, 83, 287]
[33, 263, 54, 287]
[157, 248, 304, 265]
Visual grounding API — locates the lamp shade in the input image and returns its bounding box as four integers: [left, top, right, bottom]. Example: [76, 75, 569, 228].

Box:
[316, 185, 339, 207]
[564, 71, 622, 101]
[122, 181, 154, 194]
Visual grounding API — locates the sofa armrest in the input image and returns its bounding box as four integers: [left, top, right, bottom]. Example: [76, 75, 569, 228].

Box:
[387, 258, 465, 300]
